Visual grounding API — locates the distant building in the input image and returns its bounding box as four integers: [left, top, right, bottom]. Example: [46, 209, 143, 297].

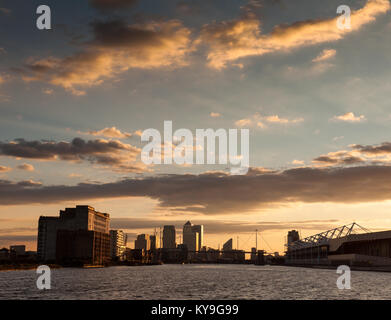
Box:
[287, 230, 300, 246]
[37, 205, 110, 262]
[150, 235, 157, 251]
[10, 245, 26, 255]
[110, 230, 127, 260]
[183, 221, 203, 252]
[192, 224, 204, 251]
[223, 238, 233, 252]
[251, 247, 257, 261]
[163, 225, 176, 249]
[135, 234, 150, 251]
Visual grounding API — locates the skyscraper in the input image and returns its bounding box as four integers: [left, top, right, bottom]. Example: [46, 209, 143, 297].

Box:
[192, 224, 203, 251]
[183, 221, 201, 252]
[135, 234, 150, 251]
[163, 225, 176, 249]
[150, 235, 157, 251]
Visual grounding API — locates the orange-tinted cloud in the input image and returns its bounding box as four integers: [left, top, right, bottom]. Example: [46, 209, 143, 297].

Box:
[22, 19, 194, 95]
[199, 0, 390, 69]
[3, 165, 391, 215]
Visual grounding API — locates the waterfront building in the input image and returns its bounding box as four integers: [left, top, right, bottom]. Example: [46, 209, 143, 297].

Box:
[56, 229, 110, 265]
[110, 230, 127, 260]
[285, 223, 391, 267]
[37, 205, 110, 262]
[163, 225, 176, 249]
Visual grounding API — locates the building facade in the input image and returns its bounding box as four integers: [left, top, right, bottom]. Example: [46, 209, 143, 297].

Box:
[110, 230, 127, 260]
[37, 205, 110, 263]
[56, 229, 110, 265]
[183, 221, 203, 252]
[163, 225, 176, 249]
[135, 234, 150, 251]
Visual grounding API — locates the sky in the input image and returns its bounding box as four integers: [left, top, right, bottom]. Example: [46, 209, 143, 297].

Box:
[1, 0, 391, 253]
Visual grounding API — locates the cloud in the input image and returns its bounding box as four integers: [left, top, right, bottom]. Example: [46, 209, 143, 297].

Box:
[16, 163, 35, 171]
[313, 142, 391, 166]
[89, 0, 138, 11]
[83, 126, 133, 139]
[332, 112, 366, 122]
[0, 138, 146, 173]
[0, 165, 11, 172]
[111, 217, 340, 234]
[0, 235, 36, 242]
[199, 0, 390, 69]
[235, 113, 303, 128]
[3, 165, 391, 215]
[292, 160, 304, 165]
[210, 112, 221, 118]
[17, 180, 42, 187]
[21, 19, 194, 95]
[312, 49, 336, 62]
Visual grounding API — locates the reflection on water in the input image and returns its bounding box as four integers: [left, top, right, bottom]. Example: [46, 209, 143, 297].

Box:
[0, 264, 390, 300]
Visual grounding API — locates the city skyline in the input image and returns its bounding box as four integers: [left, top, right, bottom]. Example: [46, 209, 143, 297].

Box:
[2, 0, 391, 254]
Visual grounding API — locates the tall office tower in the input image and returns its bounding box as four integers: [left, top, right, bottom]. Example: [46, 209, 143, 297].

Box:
[150, 235, 157, 251]
[37, 205, 110, 262]
[183, 221, 200, 252]
[192, 224, 203, 251]
[134, 234, 150, 251]
[110, 230, 127, 259]
[163, 225, 176, 249]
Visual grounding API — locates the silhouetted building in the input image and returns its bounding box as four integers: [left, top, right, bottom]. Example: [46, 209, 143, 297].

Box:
[287, 230, 300, 246]
[183, 221, 199, 252]
[286, 223, 391, 267]
[56, 230, 110, 265]
[37, 205, 110, 262]
[150, 235, 157, 251]
[223, 238, 233, 252]
[135, 234, 150, 251]
[10, 245, 26, 255]
[110, 230, 127, 260]
[163, 225, 176, 249]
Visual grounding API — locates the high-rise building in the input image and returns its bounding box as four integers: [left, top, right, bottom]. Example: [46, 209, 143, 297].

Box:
[110, 230, 127, 259]
[135, 234, 150, 251]
[163, 225, 176, 249]
[192, 224, 203, 250]
[183, 221, 200, 252]
[150, 235, 157, 251]
[37, 205, 110, 262]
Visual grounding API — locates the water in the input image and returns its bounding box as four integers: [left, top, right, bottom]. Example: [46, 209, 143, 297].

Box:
[0, 264, 390, 300]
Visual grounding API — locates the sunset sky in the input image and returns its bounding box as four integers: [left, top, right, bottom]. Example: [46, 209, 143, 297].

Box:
[1, 0, 391, 253]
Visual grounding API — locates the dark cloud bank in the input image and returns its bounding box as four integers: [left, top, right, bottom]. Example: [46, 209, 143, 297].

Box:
[1, 166, 391, 214]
